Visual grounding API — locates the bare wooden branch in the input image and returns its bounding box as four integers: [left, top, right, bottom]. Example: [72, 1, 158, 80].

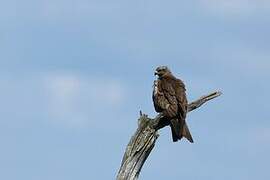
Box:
[117, 91, 222, 180]
[187, 91, 222, 112]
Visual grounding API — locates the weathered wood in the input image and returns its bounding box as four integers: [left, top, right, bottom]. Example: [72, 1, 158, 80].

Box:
[117, 91, 222, 180]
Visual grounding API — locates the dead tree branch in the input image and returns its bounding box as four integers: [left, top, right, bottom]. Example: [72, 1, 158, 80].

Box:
[117, 91, 222, 180]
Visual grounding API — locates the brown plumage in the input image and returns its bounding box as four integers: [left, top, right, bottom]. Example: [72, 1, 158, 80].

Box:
[152, 66, 193, 143]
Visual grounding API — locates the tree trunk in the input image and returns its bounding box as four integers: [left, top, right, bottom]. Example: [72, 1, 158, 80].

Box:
[117, 91, 222, 180]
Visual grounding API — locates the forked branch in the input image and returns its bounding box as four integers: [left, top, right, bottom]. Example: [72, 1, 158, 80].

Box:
[117, 91, 222, 180]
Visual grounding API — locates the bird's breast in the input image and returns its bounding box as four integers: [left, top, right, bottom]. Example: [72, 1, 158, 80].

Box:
[153, 80, 159, 96]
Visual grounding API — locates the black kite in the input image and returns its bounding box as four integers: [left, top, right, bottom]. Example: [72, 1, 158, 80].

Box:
[152, 66, 193, 143]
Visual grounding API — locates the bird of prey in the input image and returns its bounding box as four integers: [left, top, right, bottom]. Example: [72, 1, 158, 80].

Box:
[152, 66, 193, 143]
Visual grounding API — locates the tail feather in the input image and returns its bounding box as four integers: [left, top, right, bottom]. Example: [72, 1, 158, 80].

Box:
[170, 119, 180, 142]
[170, 119, 194, 143]
[182, 123, 194, 143]
[170, 125, 179, 142]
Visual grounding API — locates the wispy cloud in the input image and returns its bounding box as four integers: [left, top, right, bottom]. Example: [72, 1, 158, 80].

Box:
[40, 0, 122, 21]
[0, 72, 127, 128]
[209, 45, 270, 77]
[43, 72, 127, 128]
[200, 0, 270, 16]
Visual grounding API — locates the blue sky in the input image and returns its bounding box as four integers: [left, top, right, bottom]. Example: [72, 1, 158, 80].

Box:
[1, 0, 270, 179]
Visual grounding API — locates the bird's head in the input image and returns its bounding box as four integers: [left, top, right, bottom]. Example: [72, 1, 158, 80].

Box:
[154, 66, 171, 78]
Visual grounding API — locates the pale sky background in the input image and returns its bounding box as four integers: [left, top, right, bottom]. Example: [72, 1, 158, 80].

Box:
[1, 0, 270, 179]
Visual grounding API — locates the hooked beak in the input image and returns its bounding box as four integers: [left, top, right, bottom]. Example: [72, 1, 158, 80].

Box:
[154, 71, 158, 76]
